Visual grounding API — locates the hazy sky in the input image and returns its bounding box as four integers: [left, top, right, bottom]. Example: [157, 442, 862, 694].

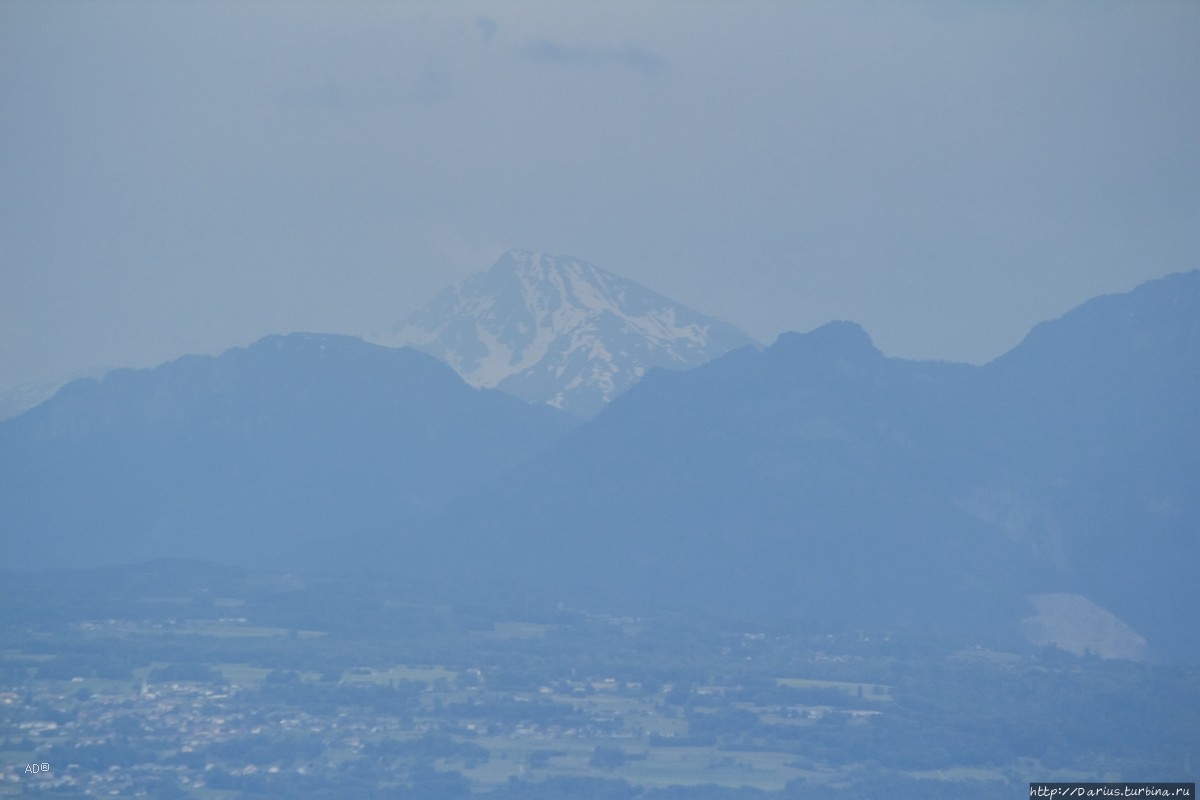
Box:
[2, 1, 1197, 392]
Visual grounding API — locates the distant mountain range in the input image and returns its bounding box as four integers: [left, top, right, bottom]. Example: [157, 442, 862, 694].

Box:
[0, 367, 110, 421]
[444, 271, 1198, 660]
[369, 249, 757, 417]
[2, 270, 1196, 662]
[0, 335, 576, 570]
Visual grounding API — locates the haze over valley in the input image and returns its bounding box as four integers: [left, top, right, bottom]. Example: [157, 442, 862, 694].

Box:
[3, 260, 1197, 798]
[2, 3, 1197, 798]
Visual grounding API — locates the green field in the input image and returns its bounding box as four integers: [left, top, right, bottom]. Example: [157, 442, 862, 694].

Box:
[459, 737, 840, 791]
[476, 621, 554, 639]
[776, 675, 892, 701]
[340, 664, 459, 685]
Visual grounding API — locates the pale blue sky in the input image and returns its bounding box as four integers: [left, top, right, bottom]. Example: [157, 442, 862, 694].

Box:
[2, 1, 1197, 391]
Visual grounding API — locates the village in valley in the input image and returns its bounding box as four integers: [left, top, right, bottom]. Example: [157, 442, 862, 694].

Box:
[2, 567, 1193, 799]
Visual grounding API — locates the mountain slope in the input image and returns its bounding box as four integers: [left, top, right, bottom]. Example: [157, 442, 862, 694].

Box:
[370, 250, 757, 417]
[440, 321, 1036, 635]
[0, 368, 110, 421]
[968, 269, 1200, 658]
[0, 334, 578, 572]
[433, 272, 1199, 659]
[3, 273, 1194, 661]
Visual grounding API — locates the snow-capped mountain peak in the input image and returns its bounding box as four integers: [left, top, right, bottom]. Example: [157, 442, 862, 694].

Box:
[370, 250, 757, 417]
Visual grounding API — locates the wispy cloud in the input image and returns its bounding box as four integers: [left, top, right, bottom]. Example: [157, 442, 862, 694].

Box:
[270, 64, 452, 111]
[520, 39, 668, 77]
[475, 16, 498, 43]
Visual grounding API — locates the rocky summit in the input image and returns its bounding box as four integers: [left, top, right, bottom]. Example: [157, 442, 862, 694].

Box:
[370, 250, 757, 417]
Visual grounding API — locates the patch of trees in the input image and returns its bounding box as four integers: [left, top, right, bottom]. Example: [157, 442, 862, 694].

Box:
[45, 739, 143, 771]
[362, 733, 489, 767]
[204, 732, 325, 766]
[253, 680, 423, 717]
[147, 662, 225, 683]
[687, 707, 761, 740]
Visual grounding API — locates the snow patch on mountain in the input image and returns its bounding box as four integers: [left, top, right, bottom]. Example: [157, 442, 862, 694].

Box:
[369, 250, 757, 417]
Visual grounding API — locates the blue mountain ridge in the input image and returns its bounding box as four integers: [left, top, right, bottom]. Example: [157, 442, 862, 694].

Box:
[0, 334, 578, 570]
[1, 271, 1195, 659]
[432, 271, 1198, 659]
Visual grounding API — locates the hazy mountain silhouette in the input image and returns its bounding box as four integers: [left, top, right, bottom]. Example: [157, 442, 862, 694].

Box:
[2, 272, 1195, 660]
[0, 334, 577, 571]
[435, 271, 1199, 659]
[967, 269, 1200, 659]
[439, 321, 1040, 636]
